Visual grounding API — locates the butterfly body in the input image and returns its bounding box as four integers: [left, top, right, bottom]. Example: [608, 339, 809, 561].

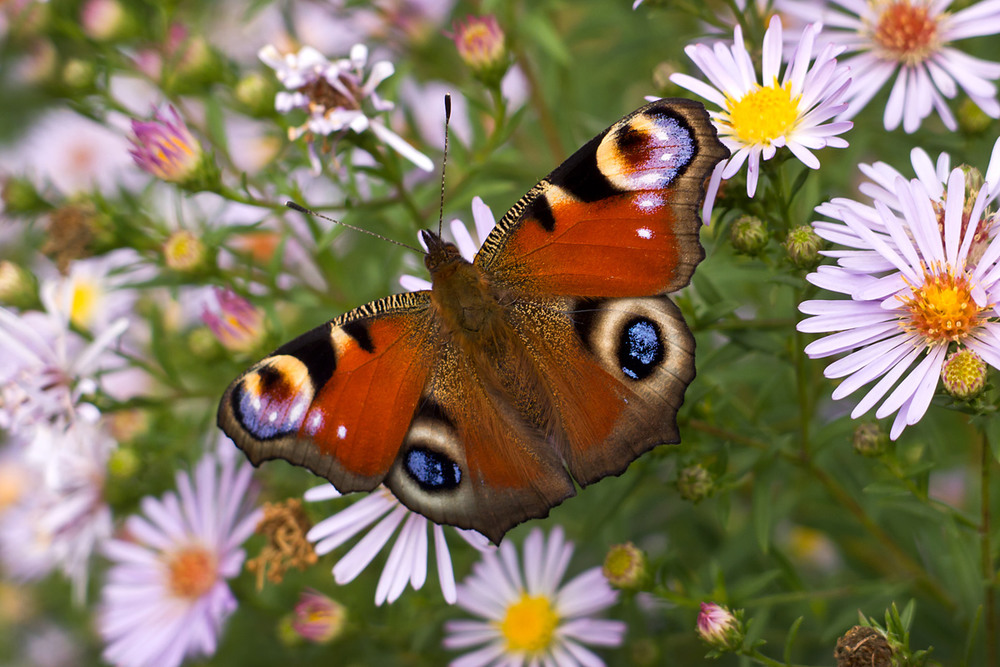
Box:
[219, 99, 728, 543]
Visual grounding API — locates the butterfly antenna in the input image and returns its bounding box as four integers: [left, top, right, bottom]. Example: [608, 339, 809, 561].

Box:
[437, 94, 452, 237]
[284, 201, 423, 254]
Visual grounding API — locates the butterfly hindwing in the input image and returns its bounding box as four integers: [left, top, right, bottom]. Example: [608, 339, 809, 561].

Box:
[218, 293, 438, 494]
[476, 98, 728, 297]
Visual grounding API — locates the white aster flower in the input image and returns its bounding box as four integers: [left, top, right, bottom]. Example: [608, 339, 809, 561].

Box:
[0, 306, 128, 431]
[399, 196, 497, 292]
[40, 248, 143, 335]
[0, 420, 115, 601]
[259, 42, 433, 173]
[775, 0, 1000, 132]
[443, 526, 626, 667]
[97, 450, 262, 667]
[670, 16, 853, 222]
[798, 137, 1000, 439]
[305, 484, 491, 606]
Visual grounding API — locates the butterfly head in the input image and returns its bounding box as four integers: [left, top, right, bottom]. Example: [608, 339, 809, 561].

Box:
[421, 229, 467, 275]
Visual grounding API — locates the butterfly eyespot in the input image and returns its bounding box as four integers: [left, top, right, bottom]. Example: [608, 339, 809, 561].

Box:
[404, 447, 462, 491]
[231, 357, 313, 440]
[618, 318, 664, 381]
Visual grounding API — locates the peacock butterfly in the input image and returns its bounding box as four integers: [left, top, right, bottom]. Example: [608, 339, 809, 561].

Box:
[218, 98, 728, 544]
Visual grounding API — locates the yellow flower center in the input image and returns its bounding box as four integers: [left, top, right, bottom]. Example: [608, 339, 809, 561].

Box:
[163, 230, 205, 271]
[873, 0, 939, 65]
[166, 545, 218, 599]
[70, 279, 100, 330]
[899, 268, 984, 344]
[726, 81, 800, 145]
[497, 594, 559, 653]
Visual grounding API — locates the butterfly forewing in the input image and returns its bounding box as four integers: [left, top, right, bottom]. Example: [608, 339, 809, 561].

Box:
[476, 98, 727, 297]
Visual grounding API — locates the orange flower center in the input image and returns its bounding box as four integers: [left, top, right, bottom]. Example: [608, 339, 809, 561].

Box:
[899, 268, 984, 344]
[873, 1, 939, 65]
[166, 546, 217, 599]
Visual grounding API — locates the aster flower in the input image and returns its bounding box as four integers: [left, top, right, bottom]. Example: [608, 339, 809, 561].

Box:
[39, 248, 143, 334]
[0, 420, 114, 601]
[0, 305, 127, 431]
[129, 105, 211, 185]
[449, 15, 509, 86]
[305, 484, 491, 606]
[670, 16, 853, 222]
[774, 0, 1000, 132]
[443, 526, 626, 667]
[797, 137, 1000, 439]
[399, 196, 497, 292]
[97, 450, 262, 667]
[697, 602, 743, 651]
[259, 43, 433, 173]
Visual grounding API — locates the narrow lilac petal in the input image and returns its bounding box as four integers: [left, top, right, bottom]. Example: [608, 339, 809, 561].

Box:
[943, 169, 966, 267]
[435, 525, 458, 604]
[450, 218, 478, 261]
[883, 67, 909, 131]
[333, 504, 407, 584]
[471, 196, 497, 245]
[851, 346, 923, 418]
[876, 347, 943, 419]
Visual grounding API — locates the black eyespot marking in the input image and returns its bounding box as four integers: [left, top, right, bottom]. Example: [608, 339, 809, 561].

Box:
[618, 317, 664, 381]
[405, 448, 462, 491]
[275, 326, 337, 389]
[342, 320, 375, 354]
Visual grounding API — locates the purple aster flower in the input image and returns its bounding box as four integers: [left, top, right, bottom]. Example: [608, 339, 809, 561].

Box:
[798, 137, 1000, 439]
[670, 16, 853, 222]
[97, 449, 262, 667]
[775, 0, 1000, 132]
[443, 526, 626, 667]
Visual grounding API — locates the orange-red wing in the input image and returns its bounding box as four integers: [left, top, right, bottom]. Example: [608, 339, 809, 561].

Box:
[476, 98, 727, 297]
[218, 292, 438, 493]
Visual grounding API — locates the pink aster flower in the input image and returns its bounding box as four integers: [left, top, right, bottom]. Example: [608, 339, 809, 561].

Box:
[443, 526, 626, 667]
[670, 16, 853, 222]
[399, 196, 497, 292]
[775, 0, 1000, 132]
[97, 450, 262, 667]
[259, 42, 433, 173]
[798, 137, 1000, 439]
[305, 484, 491, 606]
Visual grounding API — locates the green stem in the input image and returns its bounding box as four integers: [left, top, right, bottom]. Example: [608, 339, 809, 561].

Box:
[687, 419, 955, 610]
[982, 425, 997, 665]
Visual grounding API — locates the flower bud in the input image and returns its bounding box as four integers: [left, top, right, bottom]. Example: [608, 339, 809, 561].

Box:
[128, 106, 217, 188]
[941, 348, 987, 400]
[2, 174, 49, 215]
[730, 215, 768, 256]
[602, 542, 648, 590]
[784, 225, 823, 269]
[291, 589, 347, 644]
[0, 261, 38, 309]
[958, 98, 992, 135]
[696, 602, 743, 652]
[451, 15, 509, 87]
[234, 71, 277, 116]
[852, 422, 888, 458]
[201, 287, 265, 353]
[81, 0, 135, 42]
[677, 464, 713, 503]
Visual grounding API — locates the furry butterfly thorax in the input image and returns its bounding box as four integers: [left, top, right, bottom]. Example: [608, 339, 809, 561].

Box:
[219, 98, 729, 544]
